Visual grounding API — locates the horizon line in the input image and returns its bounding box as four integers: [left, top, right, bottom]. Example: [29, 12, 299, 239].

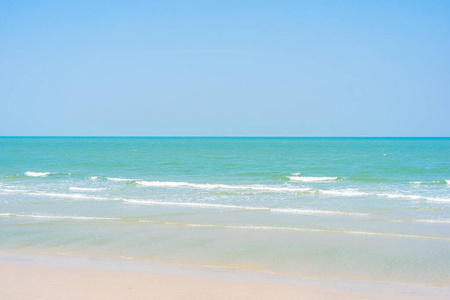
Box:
[0, 136, 449, 138]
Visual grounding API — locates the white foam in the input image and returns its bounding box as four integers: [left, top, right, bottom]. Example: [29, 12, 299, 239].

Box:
[378, 193, 423, 200]
[107, 177, 138, 182]
[89, 176, 100, 180]
[0, 188, 29, 193]
[378, 193, 450, 203]
[271, 208, 369, 217]
[288, 176, 337, 182]
[24, 172, 51, 177]
[27, 192, 110, 201]
[410, 181, 422, 185]
[123, 199, 370, 217]
[136, 181, 311, 193]
[416, 219, 450, 224]
[319, 189, 367, 197]
[69, 187, 106, 192]
[122, 199, 267, 210]
[423, 197, 450, 203]
[446, 180, 450, 185]
[0, 212, 118, 221]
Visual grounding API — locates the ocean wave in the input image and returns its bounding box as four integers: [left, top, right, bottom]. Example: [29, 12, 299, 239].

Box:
[378, 193, 450, 203]
[378, 193, 424, 200]
[88, 176, 100, 180]
[421, 197, 450, 203]
[24, 171, 51, 177]
[107, 177, 138, 182]
[410, 180, 449, 185]
[69, 187, 106, 192]
[271, 208, 369, 217]
[136, 181, 311, 193]
[288, 176, 337, 182]
[0, 212, 119, 221]
[27, 192, 111, 201]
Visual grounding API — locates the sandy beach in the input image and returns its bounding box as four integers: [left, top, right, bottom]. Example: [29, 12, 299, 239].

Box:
[2, 0, 449, 297]
[0, 251, 448, 300]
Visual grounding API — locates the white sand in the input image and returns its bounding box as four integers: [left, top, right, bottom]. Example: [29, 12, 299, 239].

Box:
[0, 251, 447, 299]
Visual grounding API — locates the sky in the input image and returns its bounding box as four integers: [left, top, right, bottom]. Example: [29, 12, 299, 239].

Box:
[0, 0, 449, 136]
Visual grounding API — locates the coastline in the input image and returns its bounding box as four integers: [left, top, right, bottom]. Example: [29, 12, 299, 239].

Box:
[0, 250, 448, 299]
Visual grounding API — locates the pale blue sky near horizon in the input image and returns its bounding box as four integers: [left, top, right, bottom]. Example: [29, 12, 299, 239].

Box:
[0, 0, 449, 136]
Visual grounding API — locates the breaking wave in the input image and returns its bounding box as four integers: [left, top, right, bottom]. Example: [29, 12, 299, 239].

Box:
[24, 172, 51, 177]
[107, 177, 138, 182]
[136, 180, 311, 193]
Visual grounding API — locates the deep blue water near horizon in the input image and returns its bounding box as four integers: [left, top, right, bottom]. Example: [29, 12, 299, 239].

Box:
[0, 137, 449, 284]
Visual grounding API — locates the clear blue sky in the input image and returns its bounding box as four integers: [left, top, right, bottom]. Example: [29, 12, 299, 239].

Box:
[1, 0, 449, 136]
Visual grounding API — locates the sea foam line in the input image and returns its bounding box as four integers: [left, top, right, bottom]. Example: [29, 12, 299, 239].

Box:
[271, 208, 369, 217]
[288, 176, 338, 182]
[0, 190, 107, 201]
[69, 187, 107, 192]
[0, 189, 368, 216]
[0, 212, 445, 240]
[139, 221, 450, 241]
[121, 178, 371, 197]
[124, 199, 368, 217]
[136, 180, 311, 193]
[133, 180, 447, 202]
[182, 224, 450, 241]
[415, 219, 450, 224]
[122, 199, 267, 210]
[0, 188, 30, 193]
[0, 213, 119, 221]
[377, 193, 450, 203]
[27, 192, 112, 201]
[319, 190, 368, 197]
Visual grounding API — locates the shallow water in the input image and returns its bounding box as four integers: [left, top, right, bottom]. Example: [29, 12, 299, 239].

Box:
[0, 137, 449, 284]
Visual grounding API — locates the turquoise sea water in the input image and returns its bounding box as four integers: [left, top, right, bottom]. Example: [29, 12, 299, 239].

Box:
[0, 137, 449, 284]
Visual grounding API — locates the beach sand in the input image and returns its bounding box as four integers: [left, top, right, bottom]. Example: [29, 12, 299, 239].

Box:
[0, 251, 448, 300]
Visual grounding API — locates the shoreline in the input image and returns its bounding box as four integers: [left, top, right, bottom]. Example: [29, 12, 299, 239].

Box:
[0, 250, 448, 299]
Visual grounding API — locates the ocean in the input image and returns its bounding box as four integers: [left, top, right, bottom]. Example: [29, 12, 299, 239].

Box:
[0, 137, 448, 284]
